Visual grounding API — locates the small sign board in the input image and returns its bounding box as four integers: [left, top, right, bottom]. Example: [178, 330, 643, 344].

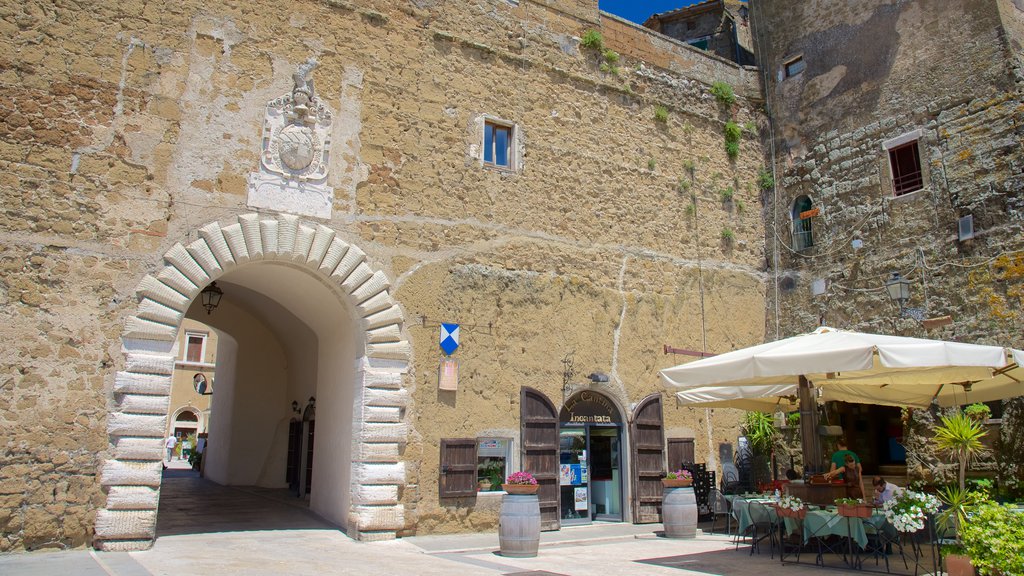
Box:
[438, 358, 458, 391]
[799, 207, 821, 219]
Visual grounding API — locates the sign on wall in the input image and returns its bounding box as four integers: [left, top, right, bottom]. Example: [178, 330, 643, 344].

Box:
[439, 358, 458, 391]
[440, 323, 460, 356]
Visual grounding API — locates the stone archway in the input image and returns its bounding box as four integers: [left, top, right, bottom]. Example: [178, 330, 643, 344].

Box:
[94, 213, 411, 550]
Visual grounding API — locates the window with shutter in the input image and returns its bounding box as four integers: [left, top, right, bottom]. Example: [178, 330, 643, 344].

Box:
[439, 438, 478, 498]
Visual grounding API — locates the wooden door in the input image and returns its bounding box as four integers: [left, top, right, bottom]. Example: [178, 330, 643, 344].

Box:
[630, 394, 665, 523]
[305, 420, 315, 494]
[287, 420, 302, 491]
[521, 387, 559, 531]
[667, 438, 695, 471]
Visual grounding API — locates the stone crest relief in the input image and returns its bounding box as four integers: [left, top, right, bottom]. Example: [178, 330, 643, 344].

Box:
[248, 58, 335, 219]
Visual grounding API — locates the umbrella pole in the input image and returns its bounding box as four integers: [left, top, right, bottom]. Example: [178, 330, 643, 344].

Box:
[798, 375, 822, 474]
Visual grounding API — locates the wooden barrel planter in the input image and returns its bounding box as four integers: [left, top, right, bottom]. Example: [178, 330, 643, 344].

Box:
[662, 485, 698, 539]
[499, 493, 541, 557]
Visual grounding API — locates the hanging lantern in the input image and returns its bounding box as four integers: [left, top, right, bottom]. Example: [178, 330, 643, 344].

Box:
[200, 282, 223, 315]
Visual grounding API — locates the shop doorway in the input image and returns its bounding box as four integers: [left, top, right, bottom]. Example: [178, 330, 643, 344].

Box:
[558, 392, 624, 525]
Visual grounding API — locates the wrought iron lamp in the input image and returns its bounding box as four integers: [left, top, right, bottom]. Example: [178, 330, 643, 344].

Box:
[200, 282, 223, 314]
[884, 272, 910, 313]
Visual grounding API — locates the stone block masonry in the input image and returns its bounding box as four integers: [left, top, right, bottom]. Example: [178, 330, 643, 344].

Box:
[0, 0, 765, 551]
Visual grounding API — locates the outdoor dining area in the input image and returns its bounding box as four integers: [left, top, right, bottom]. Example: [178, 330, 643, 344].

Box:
[711, 488, 943, 574]
[662, 326, 1024, 575]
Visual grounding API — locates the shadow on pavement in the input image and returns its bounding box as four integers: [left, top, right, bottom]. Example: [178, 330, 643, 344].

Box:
[156, 468, 338, 537]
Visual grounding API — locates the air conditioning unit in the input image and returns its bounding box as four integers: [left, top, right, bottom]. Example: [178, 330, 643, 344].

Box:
[958, 214, 974, 241]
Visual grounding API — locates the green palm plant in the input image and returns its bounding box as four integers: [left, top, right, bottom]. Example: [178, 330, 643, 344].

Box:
[934, 411, 989, 491]
[743, 411, 776, 454]
[936, 484, 986, 539]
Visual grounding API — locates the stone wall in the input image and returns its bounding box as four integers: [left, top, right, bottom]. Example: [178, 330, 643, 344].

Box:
[0, 0, 766, 550]
[752, 0, 1024, 342]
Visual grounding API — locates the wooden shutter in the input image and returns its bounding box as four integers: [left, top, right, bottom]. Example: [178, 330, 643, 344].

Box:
[667, 438, 695, 471]
[630, 394, 665, 523]
[520, 387, 559, 531]
[439, 438, 477, 498]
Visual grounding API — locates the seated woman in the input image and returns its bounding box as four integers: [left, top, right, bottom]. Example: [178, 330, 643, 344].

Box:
[823, 454, 865, 499]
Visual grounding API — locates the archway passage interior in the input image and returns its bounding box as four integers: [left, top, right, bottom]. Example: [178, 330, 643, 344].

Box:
[156, 261, 358, 535]
[95, 214, 411, 550]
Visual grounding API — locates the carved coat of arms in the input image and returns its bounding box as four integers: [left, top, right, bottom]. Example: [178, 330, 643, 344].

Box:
[259, 59, 332, 181]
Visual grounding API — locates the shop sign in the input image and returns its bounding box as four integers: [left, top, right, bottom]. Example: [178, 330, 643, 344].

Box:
[559, 391, 622, 424]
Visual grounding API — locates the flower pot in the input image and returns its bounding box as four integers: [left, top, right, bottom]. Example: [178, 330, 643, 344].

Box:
[775, 505, 807, 519]
[945, 553, 974, 576]
[661, 478, 692, 488]
[502, 483, 539, 495]
[837, 503, 873, 518]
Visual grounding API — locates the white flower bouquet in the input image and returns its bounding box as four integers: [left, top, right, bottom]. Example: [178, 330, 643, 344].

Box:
[774, 493, 807, 518]
[882, 489, 941, 533]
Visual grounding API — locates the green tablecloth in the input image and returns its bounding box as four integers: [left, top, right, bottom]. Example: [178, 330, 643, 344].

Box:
[793, 509, 886, 549]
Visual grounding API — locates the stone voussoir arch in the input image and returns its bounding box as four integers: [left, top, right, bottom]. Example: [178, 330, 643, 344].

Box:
[94, 212, 411, 551]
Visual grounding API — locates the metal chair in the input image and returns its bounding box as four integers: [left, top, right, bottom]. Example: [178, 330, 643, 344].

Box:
[708, 488, 733, 536]
[731, 496, 750, 550]
[721, 470, 741, 495]
[747, 500, 779, 558]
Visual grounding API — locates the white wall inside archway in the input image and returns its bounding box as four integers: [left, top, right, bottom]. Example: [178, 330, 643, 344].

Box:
[186, 261, 358, 528]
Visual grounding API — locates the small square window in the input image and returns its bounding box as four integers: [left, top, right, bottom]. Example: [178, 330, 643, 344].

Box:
[888, 141, 923, 196]
[784, 56, 805, 78]
[484, 121, 513, 169]
[686, 20, 696, 31]
[184, 332, 207, 363]
[477, 438, 511, 492]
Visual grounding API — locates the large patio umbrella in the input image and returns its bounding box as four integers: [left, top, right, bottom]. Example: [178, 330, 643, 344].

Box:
[660, 326, 1024, 468]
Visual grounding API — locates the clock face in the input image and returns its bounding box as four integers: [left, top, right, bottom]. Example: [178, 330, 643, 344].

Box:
[193, 374, 208, 395]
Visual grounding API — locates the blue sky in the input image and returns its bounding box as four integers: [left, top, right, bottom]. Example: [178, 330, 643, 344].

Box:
[599, 0, 702, 25]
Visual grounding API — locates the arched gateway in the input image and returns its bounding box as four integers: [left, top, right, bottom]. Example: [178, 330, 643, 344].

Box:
[95, 213, 410, 550]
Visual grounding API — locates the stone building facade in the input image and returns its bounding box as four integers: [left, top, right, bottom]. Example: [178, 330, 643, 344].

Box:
[754, 0, 1024, 342]
[644, 0, 755, 66]
[751, 0, 1024, 475]
[0, 0, 768, 552]
[165, 318, 216, 444]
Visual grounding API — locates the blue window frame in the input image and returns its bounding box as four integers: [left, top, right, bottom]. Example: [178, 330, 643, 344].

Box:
[484, 121, 512, 168]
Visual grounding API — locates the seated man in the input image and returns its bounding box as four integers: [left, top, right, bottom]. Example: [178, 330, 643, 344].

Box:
[871, 476, 902, 506]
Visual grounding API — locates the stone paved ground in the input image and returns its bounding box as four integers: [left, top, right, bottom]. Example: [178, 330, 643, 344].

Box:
[0, 468, 933, 575]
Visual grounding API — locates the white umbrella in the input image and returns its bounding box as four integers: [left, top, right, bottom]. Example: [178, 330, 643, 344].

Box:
[673, 383, 800, 412]
[661, 326, 1024, 409]
[660, 326, 1024, 469]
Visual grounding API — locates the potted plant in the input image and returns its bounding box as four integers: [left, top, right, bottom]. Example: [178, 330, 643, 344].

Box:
[960, 502, 1024, 576]
[502, 471, 539, 494]
[934, 410, 990, 573]
[662, 469, 693, 488]
[835, 497, 872, 518]
[937, 485, 987, 576]
[774, 493, 806, 519]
